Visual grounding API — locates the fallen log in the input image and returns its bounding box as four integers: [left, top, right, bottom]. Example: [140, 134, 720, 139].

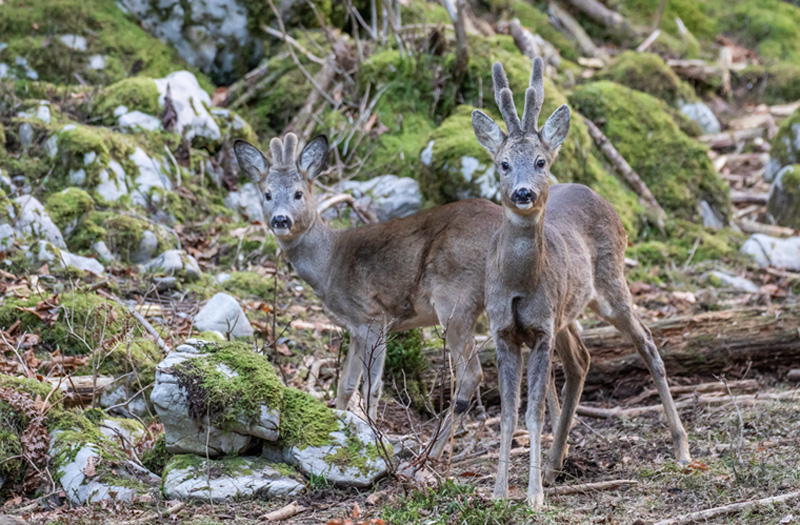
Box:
[547, 1, 607, 62]
[735, 219, 796, 238]
[423, 305, 800, 406]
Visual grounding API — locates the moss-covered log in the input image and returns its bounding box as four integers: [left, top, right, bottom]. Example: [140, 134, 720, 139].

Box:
[419, 306, 800, 407]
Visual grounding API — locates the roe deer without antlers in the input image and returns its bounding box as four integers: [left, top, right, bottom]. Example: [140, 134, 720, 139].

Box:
[233, 133, 502, 456]
[472, 57, 691, 506]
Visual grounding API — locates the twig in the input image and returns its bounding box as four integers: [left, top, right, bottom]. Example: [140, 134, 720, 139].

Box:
[120, 502, 186, 525]
[546, 479, 638, 496]
[653, 491, 800, 525]
[635, 29, 660, 52]
[260, 25, 327, 65]
[260, 501, 306, 521]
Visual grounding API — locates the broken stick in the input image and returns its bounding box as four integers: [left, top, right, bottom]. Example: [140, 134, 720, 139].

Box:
[652, 490, 800, 525]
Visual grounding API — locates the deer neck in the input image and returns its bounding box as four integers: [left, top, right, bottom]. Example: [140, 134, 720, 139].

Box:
[498, 206, 547, 290]
[278, 213, 337, 294]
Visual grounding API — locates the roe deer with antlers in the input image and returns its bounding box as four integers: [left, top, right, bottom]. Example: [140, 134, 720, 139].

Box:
[472, 57, 691, 506]
[233, 133, 502, 455]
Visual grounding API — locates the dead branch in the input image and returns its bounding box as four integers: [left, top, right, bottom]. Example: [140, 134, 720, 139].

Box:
[548, 1, 606, 62]
[698, 128, 765, 150]
[546, 479, 639, 496]
[260, 25, 327, 66]
[505, 19, 561, 71]
[653, 490, 800, 525]
[260, 501, 306, 521]
[120, 502, 186, 525]
[577, 389, 800, 419]
[583, 116, 666, 230]
[316, 193, 378, 223]
[635, 29, 660, 52]
[442, 0, 469, 94]
[560, 0, 639, 40]
[285, 54, 339, 137]
[730, 190, 769, 205]
[735, 219, 796, 238]
[622, 379, 759, 405]
[667, 59, 723, 84]
[45, 375, 115, 405]
[788, 369, 800, 381]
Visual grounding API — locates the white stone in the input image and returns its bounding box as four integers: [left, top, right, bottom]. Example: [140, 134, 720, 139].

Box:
[741, 234, 800, 271]
[44, 134, 59, 159]
[99, 418, 145, 450]
[0, 223, 15, 249]
[216, 272, 232, 284]
[699, 200, 724, 230]
[119, 110, 161, 132]
[35, 242, 105, 276]
[154, 71, 221, 141]
[130, 147, 172, 206]
[7, 196, 66, 248]
[92, 241, 116, 263]
[68, 169, 87, 186]
[132, 230, 159, 264]
[162, 456, 303, 503]
[420, 140, 434, 166]
[339, 175, 423, 222]
[193, 293, 254, 337]
[224, 182, 264, 222]
[679, 101, 721, 135]
[95, 160, 128, 202]
[145, 249, 202, 280]
[99, 384, 148, 418]
[84, 151, 97, 165]
[88, 54, 107, 69]
[709, 271, 759, 293]
[283, 410, 388, 488]
[58, 34, 87, 51]
[18, 123, 33, 151]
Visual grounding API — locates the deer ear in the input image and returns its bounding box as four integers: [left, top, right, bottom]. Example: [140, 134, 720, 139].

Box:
[472, 110, 506, 156]
[298, 135, 329, 179]
[234, 140, 268, 182]
[541, 104, 570, 149]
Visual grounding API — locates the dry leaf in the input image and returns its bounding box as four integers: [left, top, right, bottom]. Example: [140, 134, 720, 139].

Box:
[84, 456, 97, 477]
[351, 502, 361, 519]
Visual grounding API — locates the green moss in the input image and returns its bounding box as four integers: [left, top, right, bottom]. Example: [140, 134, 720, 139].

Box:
[45, 188, 95, 237]
[141, 434, 170, 476]
[79, 339, 161, 389]
[715, 0, 800, 64]
[626, 220, 743, 267]
[220, 272, 274, 301]
[598, 51, 696, 106]
[95, 77, 160, 120]
[384, 329, 428, 410]
[738, 62, 800, 105]
[53, 124, 135, 191]
[211, 109, 258, 146]
[279, 388, 338, 449]
[172, 341, 284, 431]
[767, 109, 800, 174]
[324, 434, 371, 476]
[767, 165, 800, 229]
[70, 211, 172, 261]
[569, 81, 729, 221]
[0, 0, 211, 88]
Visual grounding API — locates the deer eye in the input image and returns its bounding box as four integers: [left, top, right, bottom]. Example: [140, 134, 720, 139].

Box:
[265, 192, 272, 201]
[536, 158, 546, 169]
[294, 191, 303, 200]
[500, 161, 510, 171]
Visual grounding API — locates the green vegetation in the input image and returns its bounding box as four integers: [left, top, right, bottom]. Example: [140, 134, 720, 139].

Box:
[45, 188, 95, 236]
[0, 0, 211, 88]
[569, 81, 729, 221]
[767, 108, 800, 173]
[95, 77, 160, 120]
[279, 387, 339, 449]
[385, 329, 428, 412]
[172, 341, 284, 431]
[598, 51, 696, 106]
[767, 165, 800, 229]
[53, 124, 135, 191]
[220, 272, 274, 301]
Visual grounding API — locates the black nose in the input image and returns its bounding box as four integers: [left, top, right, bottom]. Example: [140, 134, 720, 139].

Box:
[511, 188, 536, 203]
[271, 215, 292, 229]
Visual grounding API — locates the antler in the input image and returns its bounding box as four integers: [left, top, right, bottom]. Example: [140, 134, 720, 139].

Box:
[283, 133, 298, 165]
[492, 62, 521, 135]
[522, 57, 544, 134]
[492, 57, 545, 136]
[269, 137, 284, 165]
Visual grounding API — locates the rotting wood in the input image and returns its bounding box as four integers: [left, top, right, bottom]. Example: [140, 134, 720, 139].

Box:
[504, 19, 562, 70]
[45, 375, 115, 405]
[260, 501, 306, 521]
[561, 0, 639, 40]
[735, 219, 796, 238]
[652, 490, 800, 525]
[548, 1, 606, 62]
[666, 59, 723, 84]
[730, 190, 769, 205]
[699, 128, 764, 150]
[583, 116, 666, 230]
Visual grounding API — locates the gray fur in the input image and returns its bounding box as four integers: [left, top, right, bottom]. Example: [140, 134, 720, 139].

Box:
[477, 57, 691, 507]
[298, 135, 328, 179]
[233, 140, 268, 182]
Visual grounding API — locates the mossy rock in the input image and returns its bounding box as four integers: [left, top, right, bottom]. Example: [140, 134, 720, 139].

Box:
[569, 81, 729, 221]
[211, 108, 258, 145]
[714, 0, 800, 64]
[70, 210, 173, 261]
[45, 187, 95, 237]
[219, 271, 274, 302]
[738, 62, 800, 105]
[765, 108, 800, 181]
[767, 165, 800, 230]
[598, 51, 696, 106]
[279, 388, 339, 449]
[94, 77, 160, 122]
[141, 434, 169, 476]
[0, 0, 211, 88]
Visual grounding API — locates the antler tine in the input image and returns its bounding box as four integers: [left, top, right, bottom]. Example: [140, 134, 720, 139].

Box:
[269, 137, 284, 165]
[492, 61, 521, 135]
[283, 133, 298, 165]
[522, 57, 545, 135]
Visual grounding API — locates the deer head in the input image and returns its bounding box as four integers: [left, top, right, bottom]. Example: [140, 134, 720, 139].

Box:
[234, 134, 329, 241]
[472, 57, 570, 216]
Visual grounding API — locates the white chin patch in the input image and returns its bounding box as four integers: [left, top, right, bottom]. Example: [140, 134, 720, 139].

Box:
[272, 227, 292, 237]
[515, 201, 533, 210]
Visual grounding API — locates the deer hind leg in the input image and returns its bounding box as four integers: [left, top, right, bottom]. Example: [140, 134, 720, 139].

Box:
[429, 313, 483, 459]
[336, 326, 365, 411]
[492, 336, 523, 500]
[544, 322, 590, 485]
[594, 281, 691, 464]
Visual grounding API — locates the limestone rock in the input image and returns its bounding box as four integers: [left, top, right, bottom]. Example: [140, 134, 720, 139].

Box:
[155, 71, 221, 142]
[224, 182, 264, 222]
[679, 101, 721, 135]
[193, 293, 253, 337]
[129, 147, 173, 207]
[708, 270, 759, 293]
[767, 165, 800, 229]
[741, 234, 800, 271]
[132, 230, 160, 264]
[7, 196, 66, 248]
[31, 241, 105, 276]
[145, 249, 202, 280]
[162, 456, 303, 503]
[339, 175, 423, 222]
[282, 411, 389, 488]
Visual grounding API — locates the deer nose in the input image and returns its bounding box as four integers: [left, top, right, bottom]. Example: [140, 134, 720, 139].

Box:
[271, 215, 292, 230]
[511, 188, 536, 204]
